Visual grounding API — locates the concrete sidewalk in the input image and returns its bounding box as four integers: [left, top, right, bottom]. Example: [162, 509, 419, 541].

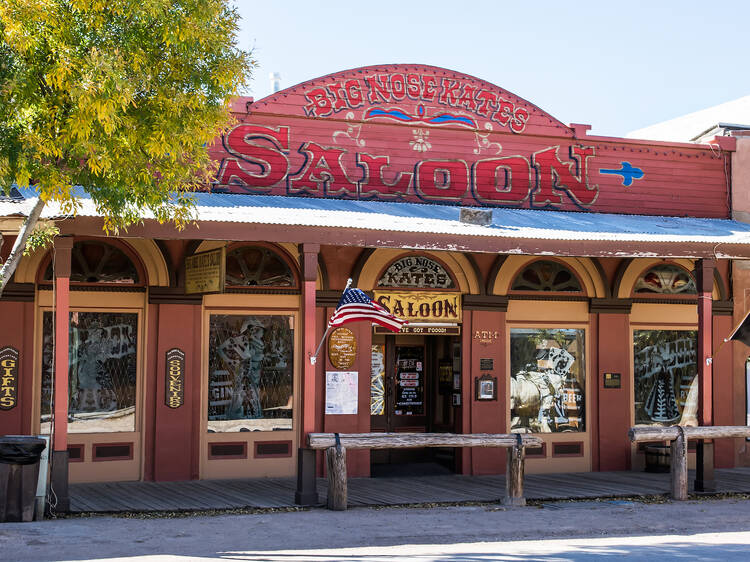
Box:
[3, 496, 750, 561]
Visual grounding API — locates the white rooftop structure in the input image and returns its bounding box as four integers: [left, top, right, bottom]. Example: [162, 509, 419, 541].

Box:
[626, 96, 750, 143]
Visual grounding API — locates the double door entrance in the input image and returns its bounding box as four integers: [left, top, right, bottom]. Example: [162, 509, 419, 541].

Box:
[370, 334, 460, 473]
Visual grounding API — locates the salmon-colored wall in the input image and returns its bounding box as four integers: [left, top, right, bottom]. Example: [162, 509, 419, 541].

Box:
[151, 304, 201, 481]
[713, 315, 734, 468]
[0, 301, 34, 435]
[596, 313, 631, 471]
[731, 137, 750, 223]
[322, 313, 372, 477]
[468, 309, 506, 475]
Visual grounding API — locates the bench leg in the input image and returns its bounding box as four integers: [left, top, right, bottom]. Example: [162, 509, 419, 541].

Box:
[326, 445, 347, 510]
[670, 427, 688, 501]
[503, 444, 525, 507]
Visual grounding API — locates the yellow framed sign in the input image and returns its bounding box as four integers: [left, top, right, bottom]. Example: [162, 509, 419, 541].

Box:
[185, 247, 225, 294]
[372, 291, 461, 324]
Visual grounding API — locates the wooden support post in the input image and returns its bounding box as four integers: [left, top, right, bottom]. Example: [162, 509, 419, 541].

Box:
[296, 244, 319, 506]
[695, 258, 715, 492]
[503, 435, 525, 506]
[51, 236, 73, 514]
[670, 426, 688, 501]
[326, 441, 347, 511]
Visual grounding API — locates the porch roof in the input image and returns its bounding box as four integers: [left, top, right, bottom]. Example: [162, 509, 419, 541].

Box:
[4, 187, 750, 258]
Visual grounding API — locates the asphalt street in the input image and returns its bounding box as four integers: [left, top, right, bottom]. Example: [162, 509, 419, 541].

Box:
[3, 497, 750, 561]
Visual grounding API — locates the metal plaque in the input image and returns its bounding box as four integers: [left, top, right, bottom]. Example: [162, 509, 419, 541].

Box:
[0, 346, 19, 410]
[185, 247, 225, 294]
[603, 372, 621, 389]
[328, 328, 357, 370]
[480, 358, 494, 370]
[165, 348, 186, 408]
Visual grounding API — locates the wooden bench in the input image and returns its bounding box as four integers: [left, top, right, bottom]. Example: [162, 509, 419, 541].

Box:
[307, 432, 543, 510]
[629, 425, 750, 500]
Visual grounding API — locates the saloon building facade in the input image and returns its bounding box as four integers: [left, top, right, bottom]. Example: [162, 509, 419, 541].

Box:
[2, 64, 750, 509]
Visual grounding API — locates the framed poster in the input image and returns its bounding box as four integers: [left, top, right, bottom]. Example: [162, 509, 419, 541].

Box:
[325, 371, 358, 415]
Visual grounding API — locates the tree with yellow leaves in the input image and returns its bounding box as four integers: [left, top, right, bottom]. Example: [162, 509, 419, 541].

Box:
[0, 0, 253, 295]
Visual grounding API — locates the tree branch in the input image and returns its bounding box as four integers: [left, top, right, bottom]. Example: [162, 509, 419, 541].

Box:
[0, 197, 47, 297]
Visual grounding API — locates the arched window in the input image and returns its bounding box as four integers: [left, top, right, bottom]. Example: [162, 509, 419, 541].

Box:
[511, 260, 582, 292]
[634, 264, 696, 295]
[225, 246, 295, 287]
[43, 241, 139, 284]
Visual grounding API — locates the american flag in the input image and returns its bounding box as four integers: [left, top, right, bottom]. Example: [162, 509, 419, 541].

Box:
[328, 287, 407, 332]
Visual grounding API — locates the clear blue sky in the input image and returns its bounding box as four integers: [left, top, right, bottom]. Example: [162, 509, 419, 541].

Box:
[235, 0, 750, 137]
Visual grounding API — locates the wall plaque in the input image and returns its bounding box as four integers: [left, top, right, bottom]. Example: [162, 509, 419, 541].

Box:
[480, 358, 494, 370]
[475, 373, 497, 401]
[603, 372, 621, 389]
[328, 328, 357, 370]
[165, 348, 186, 409]
[0, 346, 19, 410]
[185, 247, 225, 294]
[373, 291, 461, 323]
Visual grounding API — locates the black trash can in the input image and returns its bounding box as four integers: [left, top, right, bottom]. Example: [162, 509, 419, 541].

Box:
[0, 436, 47, 522]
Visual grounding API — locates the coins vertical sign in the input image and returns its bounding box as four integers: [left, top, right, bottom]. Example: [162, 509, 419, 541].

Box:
[0, 346, 19, 410]
[165, 348, 186, 409]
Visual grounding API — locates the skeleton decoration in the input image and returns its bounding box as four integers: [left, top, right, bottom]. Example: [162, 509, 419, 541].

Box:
[510, 331, 585, 434]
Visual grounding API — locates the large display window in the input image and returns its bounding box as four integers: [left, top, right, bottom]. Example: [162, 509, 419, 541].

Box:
[510, 328, 585, 433]
[207, 314, 294, 432]
[633, 329, 698, 426]
[40, 311, 138, 433]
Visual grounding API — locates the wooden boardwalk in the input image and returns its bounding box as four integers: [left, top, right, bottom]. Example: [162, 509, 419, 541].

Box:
[69, 467, 750, 513]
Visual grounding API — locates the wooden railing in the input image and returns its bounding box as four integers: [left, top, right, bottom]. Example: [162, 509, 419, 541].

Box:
[307, 432, 543, 510]
[629, 425, 750, 500]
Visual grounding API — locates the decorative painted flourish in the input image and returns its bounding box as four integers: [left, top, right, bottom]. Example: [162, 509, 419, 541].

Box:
[599, 161, 644, 187]
[365, 104, 477, 129]
[473, 123, 502, 155]
[409, 128, 431, 152]
[332, 111, 366, 147]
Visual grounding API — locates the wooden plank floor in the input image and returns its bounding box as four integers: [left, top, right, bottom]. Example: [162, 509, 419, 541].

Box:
[69, 467, 750, 513]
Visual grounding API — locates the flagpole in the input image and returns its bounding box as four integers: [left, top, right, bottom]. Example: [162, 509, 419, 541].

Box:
[309, 278, 353, 365]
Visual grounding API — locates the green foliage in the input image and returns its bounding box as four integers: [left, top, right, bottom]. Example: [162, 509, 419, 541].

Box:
[0, 0, 253, 232]
[23, 222, 60, 255]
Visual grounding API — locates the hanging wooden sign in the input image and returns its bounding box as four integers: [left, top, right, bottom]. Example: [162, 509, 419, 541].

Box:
[328, 328, 357, 370]
[373, 291, 461, 323]
[165, 348, 186, 409]
[0, 346, 19, 410]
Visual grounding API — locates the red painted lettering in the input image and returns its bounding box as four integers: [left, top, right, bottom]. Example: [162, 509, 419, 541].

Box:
[390, 74, 406, 100]
[345, 79, 364, 107]
[491, 99, 515, 126]
[475, 90, 497, 117]
[415, 160, 469, 201]
[289, 142, 356, 197]
[438, 79, 461, 106]
[326, 82, 348, 111]
[421, 76, 439, 101]
[510, 108, 529, 134]
[532, 146, 598, 207]
[216, 125, 289, 190]
[357, 154, 412, 198]
[456, 85, 477, 111]
[303, 87, 334, 117]
[364, 74, 391, 103]
[406, 74, 421, 98]
[473, 156, 531, 206]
